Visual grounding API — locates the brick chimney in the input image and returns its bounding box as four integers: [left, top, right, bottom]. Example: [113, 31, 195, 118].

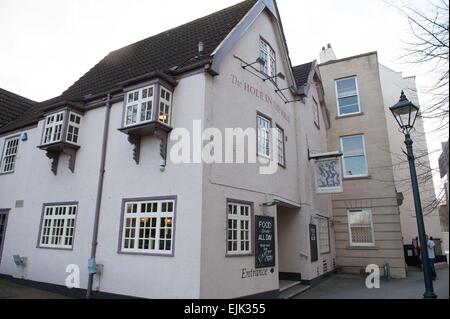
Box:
[320, 43, 337, 63]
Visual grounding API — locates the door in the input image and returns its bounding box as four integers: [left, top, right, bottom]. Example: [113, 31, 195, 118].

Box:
[0, 210, 9, 265]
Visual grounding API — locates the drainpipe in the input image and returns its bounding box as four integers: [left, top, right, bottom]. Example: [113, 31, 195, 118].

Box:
[86, 93, 112, 299]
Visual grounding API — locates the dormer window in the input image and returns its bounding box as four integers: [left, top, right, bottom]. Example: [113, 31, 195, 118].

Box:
[39, 107, 84, 175]
[119, 79, 175, 166]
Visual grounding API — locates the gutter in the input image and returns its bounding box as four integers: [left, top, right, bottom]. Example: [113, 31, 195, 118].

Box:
[86, 93, 112, 299]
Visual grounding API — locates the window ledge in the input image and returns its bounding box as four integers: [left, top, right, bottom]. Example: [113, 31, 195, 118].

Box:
[0, 171, 15, 176]
[346, 245, 378, 250]
[336, 112, 364, 119]
[343, 175, 371, 181]
[226, 253, 254, 258]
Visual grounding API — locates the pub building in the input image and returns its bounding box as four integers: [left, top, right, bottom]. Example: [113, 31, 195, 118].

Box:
[1, 0, 440, 299]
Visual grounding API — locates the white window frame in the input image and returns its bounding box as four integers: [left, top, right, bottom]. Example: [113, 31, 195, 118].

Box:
[317, 216, 330, 254]
[158, 86, 172, 126]
[347, 208, 375, 247]
[340, 134, 369, 178]
[42, 111, 65, 145]
[335, 76, 361, 117]
[66, 112, 82, 145]
[0, 136, 20, 174]
[259, 38, 276, 78]
[124, 85, 155, 127]
[39, 204, 77, 249]
[227, 202, 252, 256]
[313, 98, 320, 128]
[276, 126, 286, 167]
[121, 198, 175, 255]
[257, 114, 271, 158]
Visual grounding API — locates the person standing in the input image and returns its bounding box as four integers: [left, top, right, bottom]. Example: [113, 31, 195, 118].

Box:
[427, 235, 437, 280]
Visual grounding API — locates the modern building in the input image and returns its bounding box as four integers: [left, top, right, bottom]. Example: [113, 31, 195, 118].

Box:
[1, 0, 435, 299]
[318, 45, 443, 277]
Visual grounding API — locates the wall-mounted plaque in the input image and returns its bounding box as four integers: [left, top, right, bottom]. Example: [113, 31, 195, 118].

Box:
[255, 216, 275, 269]
[313, 158, 343, 194]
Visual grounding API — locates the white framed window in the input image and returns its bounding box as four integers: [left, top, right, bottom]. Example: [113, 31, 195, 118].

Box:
[348, 208, 375, 247]
[257, 114, 271, 157]
[121, 198, 175, 255]
[227, 202, 252, 255]
[276, 126, 285, 166]
[43, 111, 65, 145]
[39, 204, 77, 249]
[158, 87, 172, 125]
[66, 112, 81, 144]
[259, 38, 276, 77]
[335, 77, 360, 116]
[313, 98, 320, 128]
[340, 135, 368, 178]
[124, 85, 154, 127]
[318, 217, 330, 254]
[0, 136, 20, 174]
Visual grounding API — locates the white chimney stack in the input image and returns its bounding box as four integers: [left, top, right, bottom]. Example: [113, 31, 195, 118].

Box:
[320, 43, 336, 63]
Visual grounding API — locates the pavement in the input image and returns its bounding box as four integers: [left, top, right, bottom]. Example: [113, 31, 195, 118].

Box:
[296, 265, 449, 299]
[0, 266, 448, 299]
[0, 278, 70, 299]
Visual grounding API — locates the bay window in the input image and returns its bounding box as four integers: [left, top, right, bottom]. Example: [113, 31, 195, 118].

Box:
[340, 135, 368, 178]
[227, 201, 252, 255]
[120, 197, 176, 255]
[348, 208, 375, 247]
[159, 87, 172, 125]
[43, 111, 65, 145]
[124, 85, 154, 127]
[0, 136, 20, 174]
[66, 113, 82, 144]
[336, 77, 360, 116]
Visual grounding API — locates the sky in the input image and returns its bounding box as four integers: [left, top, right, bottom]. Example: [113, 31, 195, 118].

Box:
[0, 0, 447, 185]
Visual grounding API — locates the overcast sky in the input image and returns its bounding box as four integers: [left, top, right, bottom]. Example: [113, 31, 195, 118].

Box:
[0, 0, 447, 168]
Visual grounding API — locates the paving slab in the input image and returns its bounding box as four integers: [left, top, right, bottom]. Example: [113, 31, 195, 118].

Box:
[296, 266, 449, 299]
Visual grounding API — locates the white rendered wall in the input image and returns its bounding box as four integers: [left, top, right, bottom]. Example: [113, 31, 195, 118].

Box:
[379, 64, 443, 244]
[0, 107, 104, 288]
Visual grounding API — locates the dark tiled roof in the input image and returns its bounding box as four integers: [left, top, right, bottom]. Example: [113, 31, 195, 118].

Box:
[63, 0, 258, 100]
[292, 62, 314, 87]
[0, 0, 258, 134]
[0, 88, 37, 128]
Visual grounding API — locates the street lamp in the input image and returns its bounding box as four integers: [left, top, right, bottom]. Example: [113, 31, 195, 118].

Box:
[390, 91, 437, 299]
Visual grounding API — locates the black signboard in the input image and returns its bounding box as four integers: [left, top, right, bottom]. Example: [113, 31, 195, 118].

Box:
[255, 216, 275, 269]
[310, 224, 318, 262]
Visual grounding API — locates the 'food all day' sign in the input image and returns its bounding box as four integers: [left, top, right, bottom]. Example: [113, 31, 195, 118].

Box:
[255, 216, 275, 269]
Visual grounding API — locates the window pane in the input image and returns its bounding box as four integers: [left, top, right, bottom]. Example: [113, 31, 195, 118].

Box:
[344, 156, 367, 176]
[336, 78, 357, 97]
[342, 136, 364, 157]
[338, 96, 360, 115]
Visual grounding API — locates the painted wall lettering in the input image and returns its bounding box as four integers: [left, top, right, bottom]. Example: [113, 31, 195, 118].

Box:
[231, 74, 291, 123]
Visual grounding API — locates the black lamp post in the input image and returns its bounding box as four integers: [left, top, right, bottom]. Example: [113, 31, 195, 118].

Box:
[390, 91, 437, 299]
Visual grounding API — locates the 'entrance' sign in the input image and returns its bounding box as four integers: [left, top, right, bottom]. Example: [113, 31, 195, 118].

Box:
[255, 216, 275, 269]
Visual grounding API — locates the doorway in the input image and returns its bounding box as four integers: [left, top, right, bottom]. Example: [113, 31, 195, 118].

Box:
[0, 209, 9, 265]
